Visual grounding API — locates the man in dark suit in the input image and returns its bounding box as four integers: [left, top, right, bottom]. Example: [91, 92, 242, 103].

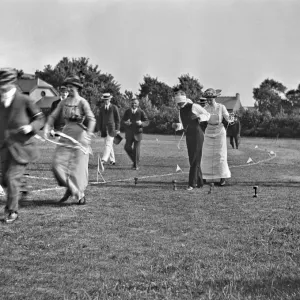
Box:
[50, 85, 69, 131]
[97, 93, 120, 167]
[0, 68, 45, 223]
[122, 98, 149, 170]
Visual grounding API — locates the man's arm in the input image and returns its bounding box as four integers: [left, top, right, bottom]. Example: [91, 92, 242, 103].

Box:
[113, 105, 121, 132]
[140, 110, 149, 127]
[26, 97, 45, 133]
[121, 109, 131, 126]
[191, 103, 210, 122]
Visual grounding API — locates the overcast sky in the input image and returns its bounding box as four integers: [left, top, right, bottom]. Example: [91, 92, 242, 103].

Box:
[1, 0, 299, 106]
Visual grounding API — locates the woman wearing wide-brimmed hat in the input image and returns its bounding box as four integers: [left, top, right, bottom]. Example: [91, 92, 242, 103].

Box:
[200, 88, 231, 186]
[44, 75, 96, 204]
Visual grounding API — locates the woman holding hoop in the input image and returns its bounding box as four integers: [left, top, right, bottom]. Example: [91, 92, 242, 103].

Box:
[44, 75, 96, 204]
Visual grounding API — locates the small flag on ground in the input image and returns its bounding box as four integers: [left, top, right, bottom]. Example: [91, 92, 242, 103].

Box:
[176, 164, 182, 172]
[247, 157, 253, 164]
[255, 145, 258, 149]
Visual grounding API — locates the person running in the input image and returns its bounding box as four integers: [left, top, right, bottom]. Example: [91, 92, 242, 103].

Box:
[44, 75, 96, 204]
[0, 68, 45, 223]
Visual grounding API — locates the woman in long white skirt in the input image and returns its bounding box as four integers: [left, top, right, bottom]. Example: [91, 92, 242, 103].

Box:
[201, 88, 231, 186]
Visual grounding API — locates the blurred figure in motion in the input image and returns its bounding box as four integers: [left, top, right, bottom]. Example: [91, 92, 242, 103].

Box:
[0, 68, 45, 224]
[44, 75, 96, 205]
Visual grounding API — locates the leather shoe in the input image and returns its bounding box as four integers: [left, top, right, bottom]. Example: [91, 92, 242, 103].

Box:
[186, 186, 194, 191]
[4, 212, 18, 224]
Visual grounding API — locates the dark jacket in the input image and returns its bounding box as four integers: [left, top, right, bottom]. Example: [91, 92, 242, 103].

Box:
[97, 104, 120, 138]
[179, 103, 201, 136]
[50, 98, 65, 130]
[0, 91, 45, 164]
[122, 108, 149, 141]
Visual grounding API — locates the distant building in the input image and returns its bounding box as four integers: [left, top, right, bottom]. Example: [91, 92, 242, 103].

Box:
[16, 76, 58, 103]
[216, 93, 242, 113]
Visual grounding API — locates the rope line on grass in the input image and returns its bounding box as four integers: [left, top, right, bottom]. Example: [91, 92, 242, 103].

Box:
[31, 152, 277, 193]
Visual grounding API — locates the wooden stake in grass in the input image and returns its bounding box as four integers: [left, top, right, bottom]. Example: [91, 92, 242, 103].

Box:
[208, 183, 214, 194]
[172, 180, 177, 191]
[253, 186, 258, 198]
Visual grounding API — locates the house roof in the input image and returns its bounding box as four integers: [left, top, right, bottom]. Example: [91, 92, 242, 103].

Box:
[36, 96, 58, 108]
[216, 96, 239, 110]
[16, 78, 57, 94]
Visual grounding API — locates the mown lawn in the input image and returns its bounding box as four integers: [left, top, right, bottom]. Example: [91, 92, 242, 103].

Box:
[1, 135, 300, 300]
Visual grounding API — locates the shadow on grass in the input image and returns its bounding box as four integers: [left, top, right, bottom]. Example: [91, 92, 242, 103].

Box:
[0, 198, 78, 208]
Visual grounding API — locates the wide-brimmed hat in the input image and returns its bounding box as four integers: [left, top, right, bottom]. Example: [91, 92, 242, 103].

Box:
[63, 75, 83, 89]
[101, 93, 113, 100]
[0, 68, 17, 86]
[203, 88, 222, 98]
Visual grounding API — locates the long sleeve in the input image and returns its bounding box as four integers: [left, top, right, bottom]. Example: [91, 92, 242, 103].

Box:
[113, 106, 120, 131]
[26, 97, 45, 133]
[47, 100, 64, 128]
[191, 103, 210, 122]
[140, 110, 149, 127]
[176, 113, 184, 131]
[121, 109, 131, 127]
[221, 104, 230, 121]
[81, 98, 96, 134]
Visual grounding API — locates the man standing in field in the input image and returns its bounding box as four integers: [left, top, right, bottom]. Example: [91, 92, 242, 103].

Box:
[122, 98, 149, 170]
[97, 92, 121, 168]
[0, 68, 45, 224]
[173, 89, 210, 190]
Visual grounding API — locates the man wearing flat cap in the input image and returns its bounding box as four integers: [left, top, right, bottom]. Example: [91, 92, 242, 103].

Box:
[0, 68, 45, 223]
[97, 92, 120, 167]
[172, 90, 210, 191]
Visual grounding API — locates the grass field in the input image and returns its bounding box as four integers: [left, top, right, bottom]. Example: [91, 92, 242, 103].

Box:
[1, 134, 300, 300]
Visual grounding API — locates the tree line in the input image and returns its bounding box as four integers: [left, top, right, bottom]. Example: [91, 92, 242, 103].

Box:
[17, 57, 300, 137]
